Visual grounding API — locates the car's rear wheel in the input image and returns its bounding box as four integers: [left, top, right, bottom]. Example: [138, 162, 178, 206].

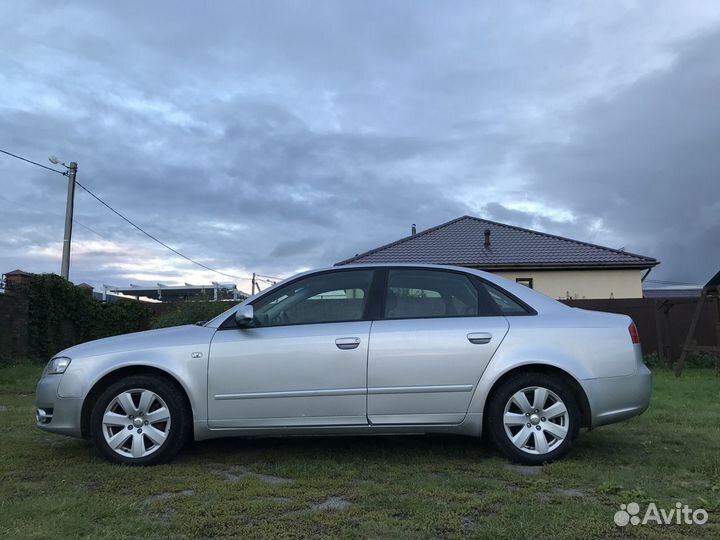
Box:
[487, 372, 579, 465]
[89, 375, 190, 465]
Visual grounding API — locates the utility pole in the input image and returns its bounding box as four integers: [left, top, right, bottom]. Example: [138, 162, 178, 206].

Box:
[60, 162, 78, 280]
[251, 272, 256, 295]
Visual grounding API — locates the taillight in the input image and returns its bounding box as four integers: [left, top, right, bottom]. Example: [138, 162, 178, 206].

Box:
[629, 322, 640, 344]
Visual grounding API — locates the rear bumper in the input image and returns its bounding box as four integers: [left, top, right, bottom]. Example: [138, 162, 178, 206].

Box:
[35, 375, 83, 438]
[581, 364, 652, 428]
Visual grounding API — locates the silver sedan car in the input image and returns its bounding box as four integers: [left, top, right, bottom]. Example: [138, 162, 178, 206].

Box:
[36, 264, 651, 465]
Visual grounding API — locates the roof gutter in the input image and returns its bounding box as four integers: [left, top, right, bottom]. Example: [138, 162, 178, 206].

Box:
[464, 262, 659, 271]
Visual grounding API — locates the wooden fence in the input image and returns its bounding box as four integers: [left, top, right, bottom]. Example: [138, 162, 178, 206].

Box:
[562, 297, 719, 360]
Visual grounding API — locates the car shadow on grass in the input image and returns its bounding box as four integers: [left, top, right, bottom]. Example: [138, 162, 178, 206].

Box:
[44, 424, 639, 470]
[181, 425, 638, 465]
[185, 433, 494, 463]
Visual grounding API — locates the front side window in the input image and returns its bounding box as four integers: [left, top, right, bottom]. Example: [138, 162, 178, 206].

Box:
[252, 269, 374, 326]
[384, 269, 487, 319]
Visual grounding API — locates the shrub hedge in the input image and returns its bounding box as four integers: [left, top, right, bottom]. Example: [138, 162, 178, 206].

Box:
[3, 274, 240, 362]
[13, 274, 151, 360]
[150, 301, 238, 329]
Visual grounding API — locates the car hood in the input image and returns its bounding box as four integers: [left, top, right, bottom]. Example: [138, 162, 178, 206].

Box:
[55, 324, 218, 359]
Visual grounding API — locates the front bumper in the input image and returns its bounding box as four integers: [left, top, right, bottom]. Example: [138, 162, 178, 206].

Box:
[35, 374, 83, 438]
[581, 364, 653, 429]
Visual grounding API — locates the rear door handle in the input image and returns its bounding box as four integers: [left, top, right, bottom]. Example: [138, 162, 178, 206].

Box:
[467, 332, 492, 345]
[335, 337, 361, 350]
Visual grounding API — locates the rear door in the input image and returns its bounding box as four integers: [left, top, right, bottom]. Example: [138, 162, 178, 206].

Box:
[367, 268, 509, 425]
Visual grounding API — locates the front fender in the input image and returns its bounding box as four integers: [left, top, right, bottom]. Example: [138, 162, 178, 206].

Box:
[58, 342, 211, 424]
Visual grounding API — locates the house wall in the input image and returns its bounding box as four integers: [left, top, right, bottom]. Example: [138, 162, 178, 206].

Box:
[491, 269, 645, 299]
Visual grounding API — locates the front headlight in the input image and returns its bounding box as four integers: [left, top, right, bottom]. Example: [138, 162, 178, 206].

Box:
[45, 356, 72, 375]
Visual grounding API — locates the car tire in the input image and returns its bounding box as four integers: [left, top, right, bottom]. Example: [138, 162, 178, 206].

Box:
[487, 372, 580, 465]
[89, 375, 190, 465]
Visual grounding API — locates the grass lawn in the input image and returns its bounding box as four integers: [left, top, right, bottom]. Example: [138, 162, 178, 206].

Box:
[1, 364, 718, 539]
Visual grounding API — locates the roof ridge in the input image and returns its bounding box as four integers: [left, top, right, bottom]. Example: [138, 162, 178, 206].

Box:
[459, 215, 656, 263]
[334, 215, 469, 265]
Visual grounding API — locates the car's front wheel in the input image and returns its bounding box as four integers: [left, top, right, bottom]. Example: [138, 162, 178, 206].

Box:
[487, 372, 580, 465]
[89, 375, 190, 465]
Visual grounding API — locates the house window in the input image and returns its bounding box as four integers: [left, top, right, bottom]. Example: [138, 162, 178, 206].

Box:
[516, 278, 533, 289]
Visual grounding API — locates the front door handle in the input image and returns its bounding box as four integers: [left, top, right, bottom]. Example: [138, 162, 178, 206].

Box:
[335, 337, 361, 350]
[467, 332, 492, 345]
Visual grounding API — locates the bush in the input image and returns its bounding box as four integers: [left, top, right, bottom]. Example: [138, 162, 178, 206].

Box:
[13, 274, 151, 361]
[0, 274, 242, 362]
[643, 352, 661, 368]
[683, 352, 719, 369]
[150, 301, 239, 329]
[645, 350, 718, 370]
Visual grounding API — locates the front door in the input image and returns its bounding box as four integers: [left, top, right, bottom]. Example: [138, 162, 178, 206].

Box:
[208, 268, 376, 428]
[367, 268, 509, 425]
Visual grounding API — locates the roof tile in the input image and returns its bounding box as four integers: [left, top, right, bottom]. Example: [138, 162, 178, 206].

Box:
[337, 215, 658, 269]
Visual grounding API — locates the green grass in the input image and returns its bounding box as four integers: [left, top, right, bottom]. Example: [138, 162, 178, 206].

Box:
[0, 366, 718, 539]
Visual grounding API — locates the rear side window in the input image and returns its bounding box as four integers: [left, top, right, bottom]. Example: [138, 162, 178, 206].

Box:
[384, 269, 493, 319]
[481, 281, 532, 315]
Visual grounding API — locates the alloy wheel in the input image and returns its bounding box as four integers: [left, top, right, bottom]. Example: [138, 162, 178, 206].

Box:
[101, 388, 172, 459]
[502, 385, 569, 455]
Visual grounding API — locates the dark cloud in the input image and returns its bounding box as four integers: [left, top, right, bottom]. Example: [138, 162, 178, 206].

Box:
[521, 30, 720, 283]
[1, 1, 718, 288]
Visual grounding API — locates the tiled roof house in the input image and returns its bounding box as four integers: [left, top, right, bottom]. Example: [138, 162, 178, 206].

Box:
[337, 215, 658, 299]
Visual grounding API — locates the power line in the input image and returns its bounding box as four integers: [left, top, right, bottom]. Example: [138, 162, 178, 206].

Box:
[256, 274, 284, 281]
[72, 219, 113, 241]
[0, 147, 262, 283]
[72, 180, 253, 281]
[0, 149, 67, 176]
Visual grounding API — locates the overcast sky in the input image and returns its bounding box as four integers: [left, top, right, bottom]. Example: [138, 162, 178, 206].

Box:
[1, 1, 719, 291]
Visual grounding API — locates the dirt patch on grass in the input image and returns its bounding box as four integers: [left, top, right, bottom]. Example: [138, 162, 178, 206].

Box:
[142, 489, 196, 505]
[279, 496, 353, 518]
[505, 464, 544, 476]
[553, 488, 587, 498]
[312, 497, 352, 511]
[537, 487, 600, 502]
[207, 463, 291, 485]
[207, 463, 243, 482]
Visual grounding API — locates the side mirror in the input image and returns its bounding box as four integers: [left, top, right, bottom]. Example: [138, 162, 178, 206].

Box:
[234, 305, 254, 327]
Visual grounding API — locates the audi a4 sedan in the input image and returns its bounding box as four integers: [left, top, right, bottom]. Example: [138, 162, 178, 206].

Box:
[36, 264, 651, 465]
